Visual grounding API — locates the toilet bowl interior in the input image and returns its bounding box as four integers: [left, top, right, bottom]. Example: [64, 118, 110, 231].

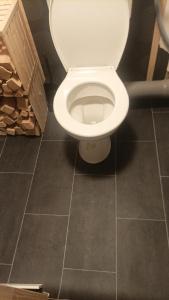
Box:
[67, 82, 115, 125]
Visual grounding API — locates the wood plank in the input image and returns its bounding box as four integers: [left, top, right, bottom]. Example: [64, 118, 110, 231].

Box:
[0, 285, 48, 300]
[147, 0, 167, 80]
[0, 65, 12, 80]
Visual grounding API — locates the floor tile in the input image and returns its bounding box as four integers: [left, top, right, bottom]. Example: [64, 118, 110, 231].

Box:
[75, 140, 115, 175]
[44, 84, 57, 112]
[152, 98, 169, 112]
[0, 141, 4, 154]
[0, 174, 31, 263]
[65, 175, 116, 271]
[43, 112, 72, 141]
[117, 142, 164, 219]
[60, 269, 116, 300]
[117, 109, 154, 141]
[0, 265, 10, 282]
[162, 177, 169, 230]
[10, 215, 68, 298]
[154, 113, 169, 176]
[117, 219, 169, 300]
[0, 136, 40, 173]
[27, 141, 76, 215]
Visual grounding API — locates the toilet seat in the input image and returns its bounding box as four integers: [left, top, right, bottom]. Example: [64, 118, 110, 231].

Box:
[53, 67, 129, 140]
[50, 0, 130, 71]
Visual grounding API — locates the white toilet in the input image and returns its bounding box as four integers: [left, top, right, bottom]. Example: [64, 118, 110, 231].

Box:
[49, 0, 132, 164]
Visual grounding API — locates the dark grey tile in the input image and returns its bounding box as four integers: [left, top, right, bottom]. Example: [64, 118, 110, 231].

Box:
[75, 141, 115, 175]
[117, 219, 169, 300]
[162, 177, 169, 229]
[0, 141, 4, 154]
[65, 175, 116, 271]
[0, 265, 10, 282]
[0, 174, 31, 263]
[0, 137, 5, 142]
[43, 112, 72, 141]
[154, 113, 169, 176]
[154, 113, 169, 140]
[10, 215, 68, 298]
[27, 141, 76, 215]
[0, 136, 40, 173]
[153, 107, 169, 113]
[151, 95, 169, 113]
[117, 109, 154, 141]
[117, 142, 164, 219]
[60, 269, 116, 300]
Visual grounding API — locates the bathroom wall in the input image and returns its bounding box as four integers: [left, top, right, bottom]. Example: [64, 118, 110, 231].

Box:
[22, 0, 168, 85]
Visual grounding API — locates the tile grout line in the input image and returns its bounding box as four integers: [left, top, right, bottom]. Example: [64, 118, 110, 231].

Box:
[75, 173, 115, 177]
[117, 140, 155, 143]
[42, 139, 73, 142]
[153, 111, 169, 114]
[115, 136, 118, 300]
[0, 263, 11, 266]
[151, 110, 169, 248]
[0, 172, 33, 175]
[0, 136, 7, 160]
[117, 217, 166, 222]
[7, 135, 43, 282]
[64, 267, 116, 274]
[57, 147, 78, 299]
[25, 213, 69, 217]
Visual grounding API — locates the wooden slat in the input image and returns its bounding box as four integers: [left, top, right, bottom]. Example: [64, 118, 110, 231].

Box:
[147, 0, 167, 80]
[0, 285, 48, 300]
[28, 63, 48, 132]
[18, 0, 45, 83]
[2, 0, 45, 93]
[0, 0, 17, 33]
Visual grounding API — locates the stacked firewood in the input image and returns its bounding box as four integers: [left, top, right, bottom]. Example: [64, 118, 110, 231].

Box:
[0, 51, 41, 136]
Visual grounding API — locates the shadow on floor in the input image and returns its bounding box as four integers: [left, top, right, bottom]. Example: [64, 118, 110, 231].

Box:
[63, 122, 137, 175]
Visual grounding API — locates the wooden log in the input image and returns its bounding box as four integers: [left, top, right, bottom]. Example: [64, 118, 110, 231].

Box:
[15, 88, 24, 97]
[0, 66, 12, 80]
[14, 126, 25, 135]
[0, 55, 15, 72]
[6, 77, 22, 91]
[20, 110, 28, 118]
[3, 93, 15, 97]
[2, 83, 13, 94]
[21, 118, 35, 130]
[17, 97, 29, 110]
[0, 98, 15, 115]
[6, 127, 15, 135]
[0, 130, 7, 136]
[0, 104, 15, 115]
[0, 115, 4, 122]
[29, 111, 35, 118]
[3, 115, 15, 126]
[11, 110, 19, 119]
[0, 121, 6, 128]
[16, 115, 22, 125]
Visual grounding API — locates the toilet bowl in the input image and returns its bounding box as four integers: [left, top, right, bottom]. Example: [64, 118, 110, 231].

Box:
[49, 0, 132, 163]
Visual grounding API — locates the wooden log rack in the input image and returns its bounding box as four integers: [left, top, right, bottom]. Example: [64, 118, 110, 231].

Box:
[0, 0, 48, 136]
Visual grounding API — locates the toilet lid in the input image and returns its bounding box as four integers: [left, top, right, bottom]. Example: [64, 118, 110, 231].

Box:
[49, 0, 130, 71]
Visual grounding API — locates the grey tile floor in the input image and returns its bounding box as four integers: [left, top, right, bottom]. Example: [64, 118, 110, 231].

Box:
[0, 107, 169, 299]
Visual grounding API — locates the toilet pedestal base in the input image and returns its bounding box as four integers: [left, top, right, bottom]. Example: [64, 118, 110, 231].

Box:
[79, 137, 111, 164]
